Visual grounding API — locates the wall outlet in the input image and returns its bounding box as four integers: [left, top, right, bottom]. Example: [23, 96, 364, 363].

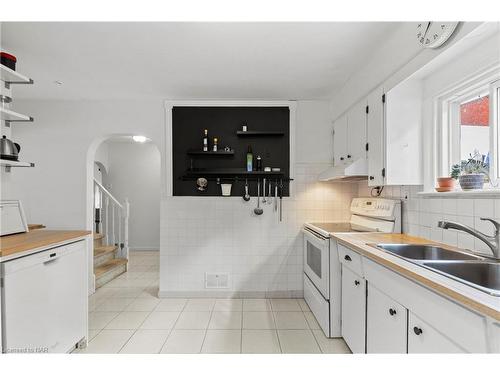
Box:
[205, 273, 230, 289]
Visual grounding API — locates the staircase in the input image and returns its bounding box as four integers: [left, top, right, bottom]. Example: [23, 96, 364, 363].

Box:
[93, 179, 130, 289]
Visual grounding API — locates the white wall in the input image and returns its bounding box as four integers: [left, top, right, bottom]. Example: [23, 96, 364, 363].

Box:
[102, 141, 161, 250]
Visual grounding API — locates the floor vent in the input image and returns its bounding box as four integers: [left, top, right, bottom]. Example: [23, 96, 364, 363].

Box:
[205, 273, 230, 289]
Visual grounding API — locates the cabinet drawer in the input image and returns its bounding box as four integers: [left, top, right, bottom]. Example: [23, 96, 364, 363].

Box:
[408, 312, 465, 353]
[338, 244, 363, 276]
[367, 284, 408, 353]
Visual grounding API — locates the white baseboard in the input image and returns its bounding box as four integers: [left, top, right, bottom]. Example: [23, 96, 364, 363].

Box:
[129, 247, 159, 251]
[158, 290, 304, 299]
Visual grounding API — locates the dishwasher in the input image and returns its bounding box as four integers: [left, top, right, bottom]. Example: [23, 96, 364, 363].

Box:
[1, 241, 87, 353]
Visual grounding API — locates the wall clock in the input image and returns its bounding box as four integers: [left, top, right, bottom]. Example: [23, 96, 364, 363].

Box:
[416, 22, 459, 49]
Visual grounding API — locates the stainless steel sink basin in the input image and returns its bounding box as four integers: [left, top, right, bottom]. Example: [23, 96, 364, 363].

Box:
[376, 244, 485, 261]
[421, 261, 500, 296]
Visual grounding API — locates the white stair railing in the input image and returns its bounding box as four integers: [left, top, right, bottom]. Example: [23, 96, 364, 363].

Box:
[93, 178, 129, 260]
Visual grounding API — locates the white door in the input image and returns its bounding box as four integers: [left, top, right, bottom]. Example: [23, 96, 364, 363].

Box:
[341, 265, 366, 353]
[347, 100, 368, 161]
[366, 284, 408, 353]
[408, 312, 465, 353]
[367, 87, 385, 186]
[333, 114, 348, 166]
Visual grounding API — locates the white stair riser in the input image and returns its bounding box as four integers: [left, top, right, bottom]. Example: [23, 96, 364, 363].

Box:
[94, 251, 115, 268]
[95, 264, 126, 289]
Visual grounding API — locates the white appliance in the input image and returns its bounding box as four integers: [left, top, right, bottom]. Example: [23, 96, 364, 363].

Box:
[1, 241, 87, 353]
[302, 197, 401, 338]
[0, 200, 28, 236]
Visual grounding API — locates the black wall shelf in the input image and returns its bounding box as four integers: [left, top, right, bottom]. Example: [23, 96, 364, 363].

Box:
[187, 150, 235, 156]
[184, 168, 284, 176]
[236, 130, 284, 136]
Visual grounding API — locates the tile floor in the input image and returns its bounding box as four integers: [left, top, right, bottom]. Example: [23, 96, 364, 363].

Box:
[78, 251, 351, 354]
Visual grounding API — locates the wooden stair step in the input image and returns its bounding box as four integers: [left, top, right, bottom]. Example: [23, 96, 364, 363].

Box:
[95, 258, 128, 278]
[93, 233, 105, 240]
[94, 245, 117, 257]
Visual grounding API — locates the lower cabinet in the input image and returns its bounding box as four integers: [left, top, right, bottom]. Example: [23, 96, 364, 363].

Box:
[408, 312, 465, 353]
[341, 265, 366, 353]
[366, 284, 407, 353]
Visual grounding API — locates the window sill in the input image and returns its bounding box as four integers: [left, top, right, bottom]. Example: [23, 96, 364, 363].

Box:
[417, 189, 500, 198]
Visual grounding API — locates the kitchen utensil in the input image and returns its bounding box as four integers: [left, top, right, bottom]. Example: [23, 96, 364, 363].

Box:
[268, 181, 272, 204]
[0, 135, 20, 161]
[243, 179, 251, 201]
[196, 177, 208, 191]
[221, 183, 232, 196]
[274, 180, 278, 212]
[279, 179, 283, 222]
[254, 179, 264, 215]
[1, 52, 17, 70]
[262, 178, 267, 204]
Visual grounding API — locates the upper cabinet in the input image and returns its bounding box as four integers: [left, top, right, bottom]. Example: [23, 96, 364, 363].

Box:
[347, 100, 368, 162]
[333, 114, 348, 165]
[367, 87, 385, 186]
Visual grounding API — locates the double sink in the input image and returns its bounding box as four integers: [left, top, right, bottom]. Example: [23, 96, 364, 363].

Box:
[375, 244, 500, 296]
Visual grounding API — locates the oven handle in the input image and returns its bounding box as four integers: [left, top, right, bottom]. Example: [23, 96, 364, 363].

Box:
[303, 228, 329, 241]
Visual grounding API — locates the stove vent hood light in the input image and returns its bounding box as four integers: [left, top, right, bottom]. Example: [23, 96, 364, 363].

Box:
[318, 158, 368, 181]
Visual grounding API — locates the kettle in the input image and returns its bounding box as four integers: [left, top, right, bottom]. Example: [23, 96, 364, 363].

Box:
[0, 135, 21, 161]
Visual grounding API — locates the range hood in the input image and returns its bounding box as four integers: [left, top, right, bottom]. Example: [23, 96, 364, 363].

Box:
[318, 158, 368, 181]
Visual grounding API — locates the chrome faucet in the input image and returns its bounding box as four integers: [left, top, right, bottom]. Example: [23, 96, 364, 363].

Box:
[438, 218, 500, 259]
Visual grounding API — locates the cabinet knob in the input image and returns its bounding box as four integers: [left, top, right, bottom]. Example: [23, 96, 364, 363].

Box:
[347, 155, 351, 158]
[369, 176, 374, 180]
[389, 308, 396, 316]
[354, 280, 360, 286]
[344, 255, 352, 261]
[340, 157, 345, 161]
[413, 327, 423, 335]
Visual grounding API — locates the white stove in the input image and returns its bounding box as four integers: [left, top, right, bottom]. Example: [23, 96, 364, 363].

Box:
[302, 198, 401, 338]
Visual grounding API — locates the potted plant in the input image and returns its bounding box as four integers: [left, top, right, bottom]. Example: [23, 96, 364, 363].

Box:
[451, 151, 489, 190]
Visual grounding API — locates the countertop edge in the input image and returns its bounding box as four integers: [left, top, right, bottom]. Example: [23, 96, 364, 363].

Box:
[331, 233, 500, 322]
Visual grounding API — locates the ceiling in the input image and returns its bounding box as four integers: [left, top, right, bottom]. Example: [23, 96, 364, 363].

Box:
[1, 22, 399, 100]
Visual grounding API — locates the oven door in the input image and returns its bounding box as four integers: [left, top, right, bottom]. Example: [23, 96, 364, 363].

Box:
[303, 228, 330, 299]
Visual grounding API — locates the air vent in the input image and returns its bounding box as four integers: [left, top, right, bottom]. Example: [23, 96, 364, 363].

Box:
[205, 273, 230, 289]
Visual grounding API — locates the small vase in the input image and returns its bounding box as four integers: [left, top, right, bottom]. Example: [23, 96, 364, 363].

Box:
[437, 177, 455, 188]
[458, 174, 484, 190]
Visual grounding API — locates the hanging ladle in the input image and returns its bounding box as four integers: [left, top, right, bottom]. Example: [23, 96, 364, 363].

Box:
[243, 179, 251, 201]
[254, 179, 264, 215]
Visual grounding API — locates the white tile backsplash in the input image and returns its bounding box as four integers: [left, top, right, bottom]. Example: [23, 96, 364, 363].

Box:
[160, 163, 358, 296]
[358, 182, 500, 256]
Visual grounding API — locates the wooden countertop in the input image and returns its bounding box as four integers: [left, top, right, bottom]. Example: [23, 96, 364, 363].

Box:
[0, 230, 91, 260]
[331, 232, 500, 321]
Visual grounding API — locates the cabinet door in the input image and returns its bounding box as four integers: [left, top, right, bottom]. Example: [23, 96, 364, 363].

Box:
[341, 266, 366, 353]
[347, 100, 367, 161]
[408, 312, 465, 353]
[366, 284, 407, 353]
[367, 87, 385, 186]
[333, 114, 348, 166]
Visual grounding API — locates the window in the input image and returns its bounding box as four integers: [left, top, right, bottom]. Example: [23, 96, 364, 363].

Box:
[437, 69, 500, 188]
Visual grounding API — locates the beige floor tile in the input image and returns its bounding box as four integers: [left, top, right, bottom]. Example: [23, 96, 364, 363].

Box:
[242, 330, 281, 354]
[88, 329, 101, 341]
[175, 311, 212, 329]
[243, 299, 271, 311]
[139, 286, 159, 299]
[304, 311, 321, 330]
[312, 330, 351, 354]
[125, 298, 160, 312]
[270, 299, 302, 311]
[184, 298, 216, 311]
[112, 288, 145, 298]
[140, 311, 180, 329]
[160, 330, 205, 354]
[81, 330, 134, 353]
[105, 311, 150, 329]
[119, 330, 171, 354]
[214, 299, 243, 311]
[274, 311, 309, 329]
[298, 299, 311, 312]
[201, 330, 241, 354]
[278, 330, 321, 353]
[89, 311, 119, 330]
[155, 298, 187, 312]
[242, 311, 275, 329]
[208, 311, 242, 329]
[95, 298, 134, 312]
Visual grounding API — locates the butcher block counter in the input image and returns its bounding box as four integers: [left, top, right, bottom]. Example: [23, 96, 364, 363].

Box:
[0, 229, 91, 262]
[331, 232, 500, 321]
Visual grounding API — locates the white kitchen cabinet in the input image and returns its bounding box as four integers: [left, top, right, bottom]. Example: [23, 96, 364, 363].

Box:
[341, 265, 366, 353]
[366, 284, 407, 353]
[408, 312, 465, 353]
[347, 100, 368, 162]
[366, 86, 385, 186]
[333, 114, 348, 165]
[1, 240, 87, 353]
